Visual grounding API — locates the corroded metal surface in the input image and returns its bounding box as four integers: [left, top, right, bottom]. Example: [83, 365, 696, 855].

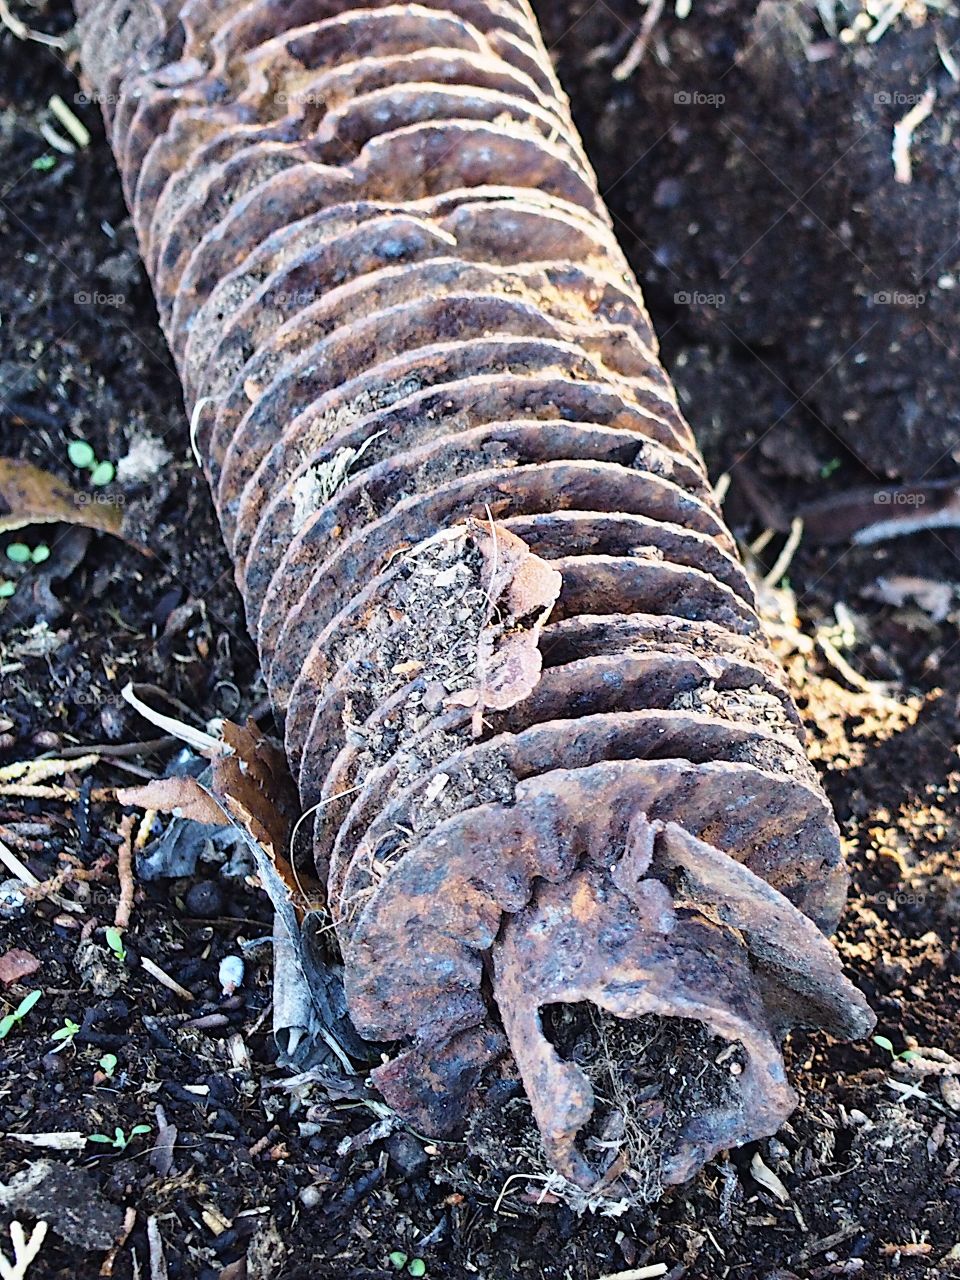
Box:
[75, 0, 873, 1199]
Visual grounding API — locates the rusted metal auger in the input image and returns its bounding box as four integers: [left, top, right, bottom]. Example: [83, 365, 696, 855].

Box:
[75, 0, 873, 1200]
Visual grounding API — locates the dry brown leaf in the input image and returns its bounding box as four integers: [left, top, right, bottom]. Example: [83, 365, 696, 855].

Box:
[0, 457, 125, 539]
[468, 520, 562, 732]
[212, 721, 305, 906]
[116, 774, 225, 826]
[749, 1152, 790, 1203]
[117, 719, 319, 912]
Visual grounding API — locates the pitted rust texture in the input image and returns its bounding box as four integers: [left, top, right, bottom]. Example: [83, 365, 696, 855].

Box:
[75, 0, 873, 1199]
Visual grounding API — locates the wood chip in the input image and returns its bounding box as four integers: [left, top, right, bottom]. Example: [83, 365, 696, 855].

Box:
[750, 1152, 791, 1203]
[0, 1131, 87, 1150]
[596, 1266, 668, 1280]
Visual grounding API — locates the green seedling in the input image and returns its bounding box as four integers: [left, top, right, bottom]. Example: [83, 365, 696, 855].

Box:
[0, 580, 15, 598]
[104, 927, 126, 964]
[820, 457, 842, 478]
[67, 438, 115, 486]
[6, 542, 50, 566]
[0, 989, 41, 1039]
[89, 1124, 150, 1151]
[98, 1053, 118, 1078]
[387, 1253, 426, 1276]
[67, 439, 95, 468]
[49, 1017, 81, 1052]
[874, 1034, 918, 1063]
[32, 154, 56, 171]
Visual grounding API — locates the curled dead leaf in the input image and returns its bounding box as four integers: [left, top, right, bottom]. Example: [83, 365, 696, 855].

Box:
[117, 718, 318, 911]
[467, 519, 562, 733]
[0, 457, 130, 540]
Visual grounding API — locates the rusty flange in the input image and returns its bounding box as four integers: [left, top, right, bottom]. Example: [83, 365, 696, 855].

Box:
[75, 0, 873, 1202]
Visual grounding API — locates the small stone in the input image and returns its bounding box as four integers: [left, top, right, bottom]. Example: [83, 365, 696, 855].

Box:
[0, 880, 28, 920]
[0, 947, 40, 986]
[184, 880, 224, 918]
[385, 1132, 428, 1178]
[653, 176, 684, 208]
[218, 955, 244, 995]
[299, 1184, 322, 1209]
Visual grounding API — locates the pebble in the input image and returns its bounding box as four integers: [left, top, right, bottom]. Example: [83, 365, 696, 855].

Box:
[184, 880, 224, 917]
[299, 1184, 323, 1209]
[0, 879, 28, 919]
[385, 1132, 428, 1178]
[218, 955, 244, 995]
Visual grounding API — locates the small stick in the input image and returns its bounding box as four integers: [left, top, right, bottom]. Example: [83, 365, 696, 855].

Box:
[614, 0, 666, 80]
[140, 956, 194, 1002]
[146, 1217, 168, 1280]
[115, 814, 135, 930]
[763, 517, 804, 587]
[0, 837, 40, 887]
[892, 87, 935, 185]
[597, 1268, 668, 1280]
[99, 1207, 136, 1279]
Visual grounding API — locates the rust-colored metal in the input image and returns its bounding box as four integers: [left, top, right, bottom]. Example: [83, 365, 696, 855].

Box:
[74, 0, 873, 1200]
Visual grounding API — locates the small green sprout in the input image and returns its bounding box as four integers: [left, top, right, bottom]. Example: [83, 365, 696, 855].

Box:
[6, 542, 50, 566]
[32, 154, 56, 172]
[820, 457, 842, 479]
[104, 926, 126, 964]
[98, 1053, 118, 1078]
[89, 1124, 150, 1151]
[387, 1253, 425, 1276]
[0, 580, 15, 598]
[0, 990, 41, 1039]
[67, 439, 115, 487]
[67, 439, 95, 468]
[874, 1034, 918, 1063]
[49, 1017, 81, 1051]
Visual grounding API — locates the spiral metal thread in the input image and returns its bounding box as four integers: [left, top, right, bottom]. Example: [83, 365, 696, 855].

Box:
[75, 0, 872, 1197]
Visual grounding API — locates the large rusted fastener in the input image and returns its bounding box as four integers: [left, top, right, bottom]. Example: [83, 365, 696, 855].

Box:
[74, 0, 873, 1200]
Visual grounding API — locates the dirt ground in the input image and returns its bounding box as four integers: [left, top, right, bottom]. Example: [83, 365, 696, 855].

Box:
[1, 1, 959, 1277]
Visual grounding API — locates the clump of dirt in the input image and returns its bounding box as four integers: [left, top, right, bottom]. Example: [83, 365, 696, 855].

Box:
[542, 1004, 747, 1204]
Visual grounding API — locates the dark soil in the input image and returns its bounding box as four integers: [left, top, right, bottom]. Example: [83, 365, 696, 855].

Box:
[1, 2, 959, 1277]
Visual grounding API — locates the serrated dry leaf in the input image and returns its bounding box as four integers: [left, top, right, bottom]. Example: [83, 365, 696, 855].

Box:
[467, 520, 562, 732]
[0, 458, 125, 539]
[116, 774, 225, 826]
[118, 719, 318, 912]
